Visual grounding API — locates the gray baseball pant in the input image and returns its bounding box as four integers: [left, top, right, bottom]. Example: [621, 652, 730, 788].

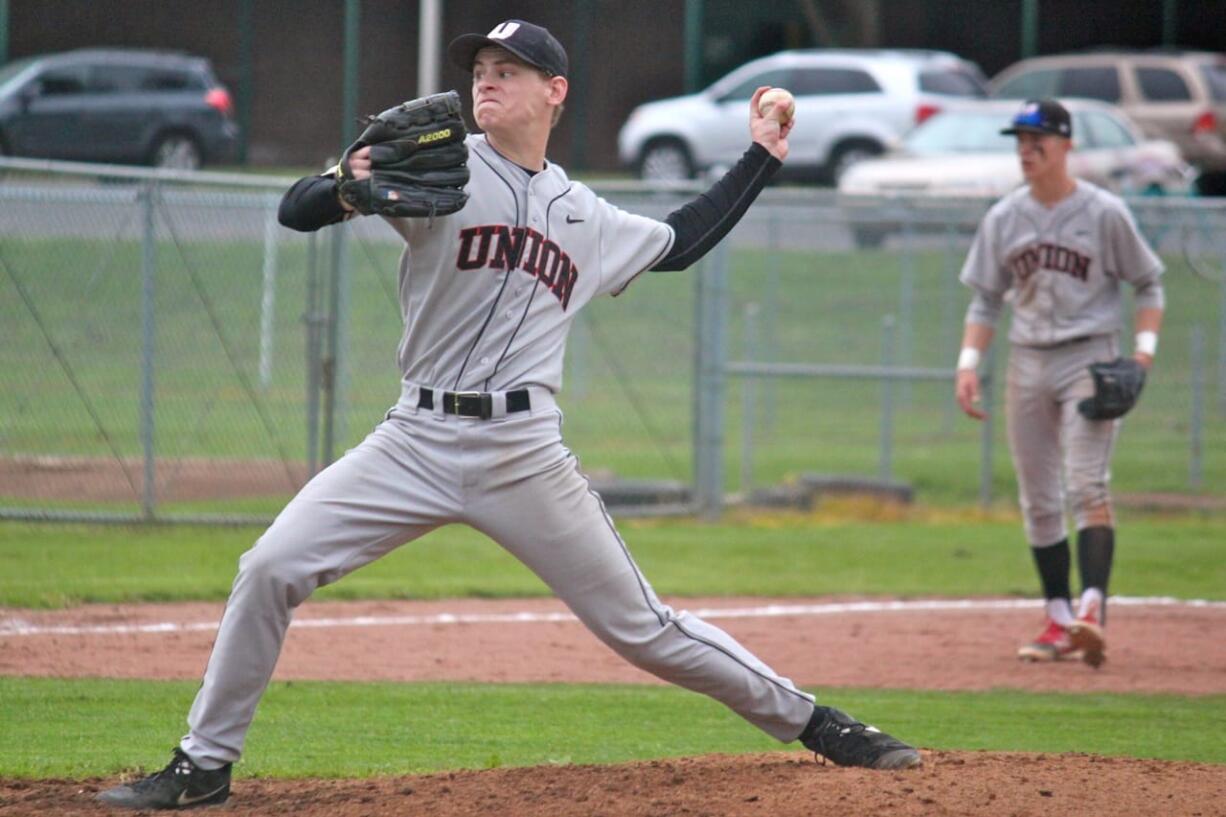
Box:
[1005, 336, 1121, 547]
[180, 384, 816, 767]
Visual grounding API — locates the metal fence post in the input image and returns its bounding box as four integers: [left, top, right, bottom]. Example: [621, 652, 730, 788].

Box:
[942, 223, 958, 434]
[740, 302, 760, 493]
[898, 210, 915, 406]
[258, 199, 280, 389]
[322, 225, 347, 466]
[139, 182, 158, 520]
[979, 345, 997, 508]
[1190, 324, 1204, 490]
[879, 314, 896, 480]
[335, 225, 352, 451]
[693, 241, 729, 519]
[304, 231, 323, 477]
[764, 207, 780, 433]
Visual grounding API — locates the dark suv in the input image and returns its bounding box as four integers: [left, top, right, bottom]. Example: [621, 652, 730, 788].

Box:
[0, 48, 239, 170]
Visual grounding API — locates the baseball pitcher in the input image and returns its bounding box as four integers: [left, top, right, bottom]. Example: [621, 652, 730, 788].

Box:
[99, 18, 919, 810]
[955, 98, 1165, 669]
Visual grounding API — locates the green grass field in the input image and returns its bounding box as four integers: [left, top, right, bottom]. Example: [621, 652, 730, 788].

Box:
[2, 511, 1224, 608]
[4, 679, 1224, 778]
[1, 510, 1224, 777]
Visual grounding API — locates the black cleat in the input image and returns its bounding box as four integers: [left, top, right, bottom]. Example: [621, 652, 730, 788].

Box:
[97, 749, 231, 810]
[799, 706, 922, 770]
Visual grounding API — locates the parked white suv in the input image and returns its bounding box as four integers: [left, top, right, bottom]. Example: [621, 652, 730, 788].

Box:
[617, 49, 987, 184]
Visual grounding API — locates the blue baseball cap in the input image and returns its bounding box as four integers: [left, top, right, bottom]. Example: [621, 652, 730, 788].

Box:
[448, 19, 569, 78]
[1001, 98, 1073, 138]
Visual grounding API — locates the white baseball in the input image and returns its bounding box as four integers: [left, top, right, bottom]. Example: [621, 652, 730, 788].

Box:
[758, 88, 795, 125]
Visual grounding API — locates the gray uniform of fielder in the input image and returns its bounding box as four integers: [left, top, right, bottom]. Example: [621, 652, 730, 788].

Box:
[960, 179, 1165, 546]
[179, 133, 817, 769]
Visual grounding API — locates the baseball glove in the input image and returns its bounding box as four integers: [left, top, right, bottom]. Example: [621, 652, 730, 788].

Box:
[336, 90, 469, 219]
[1077, 357, 1147, 420]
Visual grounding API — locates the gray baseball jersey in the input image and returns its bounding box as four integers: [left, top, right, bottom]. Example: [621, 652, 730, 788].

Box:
[387, 134, 674, 392]
[961, 180, 1164, 347]
[959, 180, 1165, 546]
[178, 133, 817, 769]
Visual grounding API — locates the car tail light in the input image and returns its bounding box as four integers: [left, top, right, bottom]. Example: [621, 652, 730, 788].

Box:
[205, 88, 235, 118]
[1192, 110, 1217, 134]
[916, 103, 940, 125]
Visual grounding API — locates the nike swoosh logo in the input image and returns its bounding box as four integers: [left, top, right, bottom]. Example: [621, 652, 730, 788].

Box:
[566, 215, 584, 224]
[177, 784, 227, 806]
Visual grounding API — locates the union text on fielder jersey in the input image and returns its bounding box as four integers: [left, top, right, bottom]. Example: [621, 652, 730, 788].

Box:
[960, 180, 1164, 345]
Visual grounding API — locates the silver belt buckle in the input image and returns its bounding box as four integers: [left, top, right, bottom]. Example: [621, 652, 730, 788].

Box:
[449, 391, 492, 419]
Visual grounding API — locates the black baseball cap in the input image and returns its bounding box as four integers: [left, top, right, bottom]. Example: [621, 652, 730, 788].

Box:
[1001, 98, 1073, 138]
[448, 19, 568, 78]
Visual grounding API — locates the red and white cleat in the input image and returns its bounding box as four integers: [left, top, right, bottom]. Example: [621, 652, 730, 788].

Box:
[1017, 618, 1076, 662]
[1069, 605, 1106, 668]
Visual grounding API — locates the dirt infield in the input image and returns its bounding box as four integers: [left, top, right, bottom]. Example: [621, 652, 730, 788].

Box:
[2, 595, 1225, 815]
[5, 751, 1226, 817]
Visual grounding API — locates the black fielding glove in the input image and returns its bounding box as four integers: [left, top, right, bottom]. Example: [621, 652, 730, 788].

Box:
[336, 90, 470, 219]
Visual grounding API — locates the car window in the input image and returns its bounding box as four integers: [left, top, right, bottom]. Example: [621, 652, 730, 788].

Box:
[87, 64, 156, 93]
[1135, 67, 1192, 101]
[141, 69, 204, 91]
[919, 69, 986, 97]
[904, 111, 1015, 154]
[791, 67, 881, 95]
[1057, 66, 1121, 102]
[717, 69, 792, 101]
[1200, 62, 1226, 102]
[1080, 111, 1135, 148]
[994, 67, 1060, 99]
[35, 66, 87, 95]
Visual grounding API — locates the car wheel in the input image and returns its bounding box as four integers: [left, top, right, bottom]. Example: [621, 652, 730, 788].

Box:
[827, 140, 883, 186]
[150, 134, 202, 171]
[639, 139, 694, 181]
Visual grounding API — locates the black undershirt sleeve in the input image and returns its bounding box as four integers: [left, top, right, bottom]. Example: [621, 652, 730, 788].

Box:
[277, 174, 350, 232]
[651, 143, 781, 272]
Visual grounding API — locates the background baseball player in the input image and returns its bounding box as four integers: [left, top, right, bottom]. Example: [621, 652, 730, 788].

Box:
[954, 98, 1165, 668]
[98, 18, 919, 810]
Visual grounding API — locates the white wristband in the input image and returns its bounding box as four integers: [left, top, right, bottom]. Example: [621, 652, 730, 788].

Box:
[1135, 331, 1158, 357]
[956, 347, 981, 371]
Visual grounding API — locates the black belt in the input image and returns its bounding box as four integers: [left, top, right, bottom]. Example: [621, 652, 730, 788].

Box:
[417, 387, 530, 419]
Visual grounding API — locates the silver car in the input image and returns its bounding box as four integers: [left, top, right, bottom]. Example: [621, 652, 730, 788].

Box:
[617, 48, 987, 184]
[838, 98, 1196, 247]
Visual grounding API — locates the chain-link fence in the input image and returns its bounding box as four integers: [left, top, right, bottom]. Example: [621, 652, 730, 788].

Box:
[2, 158, 1223, 523]
[706, 188, 1226, 514]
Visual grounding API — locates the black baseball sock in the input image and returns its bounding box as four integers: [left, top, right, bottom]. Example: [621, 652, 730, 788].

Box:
[1077, 526, 1115, 623]
[1030, 538, 1071, 601]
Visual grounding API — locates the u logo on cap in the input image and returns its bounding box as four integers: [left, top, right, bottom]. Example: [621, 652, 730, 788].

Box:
[488, 22, 520, 40]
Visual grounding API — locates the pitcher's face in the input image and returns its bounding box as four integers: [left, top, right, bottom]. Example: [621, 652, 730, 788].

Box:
[471, 47, 562, 133]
